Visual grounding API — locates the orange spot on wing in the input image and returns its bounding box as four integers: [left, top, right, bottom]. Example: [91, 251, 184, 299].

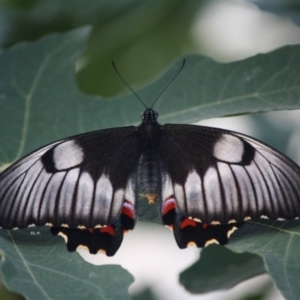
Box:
[100, 226, 115, 236]
[202, 223, 209, 229]
[87, 228, 94, 234]
[180, 218, 197, 229]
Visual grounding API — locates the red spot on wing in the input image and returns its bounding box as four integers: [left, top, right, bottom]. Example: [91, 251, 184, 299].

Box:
[87, 228, 93, 234]
[202, 223, 209, 229]
[180, 218, 197, 229]
[100, 226, 115, 236]
[122, 200, 135, 219]
[162, 196, 176, 215]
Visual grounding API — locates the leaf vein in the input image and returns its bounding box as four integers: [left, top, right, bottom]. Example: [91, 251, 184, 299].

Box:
[7, 231, 51, 300]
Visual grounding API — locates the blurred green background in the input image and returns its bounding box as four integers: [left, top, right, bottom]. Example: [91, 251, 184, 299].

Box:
[0, 0, 207, 97]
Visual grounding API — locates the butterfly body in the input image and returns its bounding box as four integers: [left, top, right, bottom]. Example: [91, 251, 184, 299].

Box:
[138, 109, 163, 203]
[1, 108, 300, 255]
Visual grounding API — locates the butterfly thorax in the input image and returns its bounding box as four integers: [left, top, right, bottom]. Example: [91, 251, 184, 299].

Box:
[138, 109, 162, 204]
[138, 109, 160, 140]
[141, 108, 158, 122]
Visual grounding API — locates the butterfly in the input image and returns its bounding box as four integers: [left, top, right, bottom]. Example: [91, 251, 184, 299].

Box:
[1, 62, 300, 256]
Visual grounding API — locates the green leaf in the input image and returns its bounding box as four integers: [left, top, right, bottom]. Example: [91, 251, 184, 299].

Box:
[2, 38, 300, 166]
[131, 287, 156, 300]
[179, 220, 300, 299]
[229, 220, 300, 300]
[179, 244, 265, 293]
[0, 0, 205, 96]
[251, 0, 300, 25]
[0, 228, 133, 300]
[238, 280, 274, 300]
[0, 279, 24, 300]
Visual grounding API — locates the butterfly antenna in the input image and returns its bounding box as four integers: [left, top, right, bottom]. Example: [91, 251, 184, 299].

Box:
[112, 61, 148, 109]
[150, 59, 185, 109]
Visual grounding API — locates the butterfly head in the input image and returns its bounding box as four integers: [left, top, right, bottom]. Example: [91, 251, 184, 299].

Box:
[141, 109, 158, 123]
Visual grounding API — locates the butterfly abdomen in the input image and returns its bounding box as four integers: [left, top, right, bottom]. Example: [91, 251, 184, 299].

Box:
[139, 149, 162, 203]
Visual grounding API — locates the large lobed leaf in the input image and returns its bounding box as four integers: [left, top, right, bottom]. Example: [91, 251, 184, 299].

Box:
[0, 228, 133, 300]
[1, 27, 300, 299]
[181, 220, 300, 300]
[179, 244, 265, 293]
[250, 0, 300, 25]
[230, 220, 300, 300]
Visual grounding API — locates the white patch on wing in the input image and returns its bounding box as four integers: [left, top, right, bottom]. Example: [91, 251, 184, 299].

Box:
[213, 134, 244, 163]
[111, 189, 125, 220]
[187, 241, 196, 247]
[273, 164, 298, 216]
[8, 159, 44, 223]
[205, 239, 219, 247]
[94, 174, 113, 223]
[231, 165, 254, 219]
[76, 172, 94, 220]
[204, 167, 222, 219]
[235, 133, 300, 217]
[253, 151, 281, 217]
[184, 170, 203, 215]
[0, 175, 25, 225]
[41, 172, 67, 220]
[174, 183, 184, 212]
[53, 140, 84, 170]
[227, 226, 238, 238]
[211, 220, 220, 225]
[58, 232, 68, 243]
[57, 168, 80, 221]
[217, 162, 239, 220]
[0, 142, 61, 208]
[162, 172, 174, 202]
[244, 156, 267, 217]
[0, 155, 42, 194]
[30, 168, 53, 221]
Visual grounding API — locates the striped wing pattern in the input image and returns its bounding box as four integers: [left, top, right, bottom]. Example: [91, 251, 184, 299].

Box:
[0, 127, 140, 229]
[0, 127, 139, 255]
[1, 121, 300, 254]
[160, 124, 300, 223]
[159, 125, 300, 248]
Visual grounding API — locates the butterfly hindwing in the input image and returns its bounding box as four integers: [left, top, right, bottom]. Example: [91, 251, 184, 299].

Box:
[0, 127, 140, 254]
[158, 124, 300, 247]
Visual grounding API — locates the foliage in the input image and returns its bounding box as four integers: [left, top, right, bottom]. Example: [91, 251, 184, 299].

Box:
[1, 1, 300, 299]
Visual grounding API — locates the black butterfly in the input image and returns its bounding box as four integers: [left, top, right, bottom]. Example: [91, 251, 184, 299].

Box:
[1, 63, 300, 256]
